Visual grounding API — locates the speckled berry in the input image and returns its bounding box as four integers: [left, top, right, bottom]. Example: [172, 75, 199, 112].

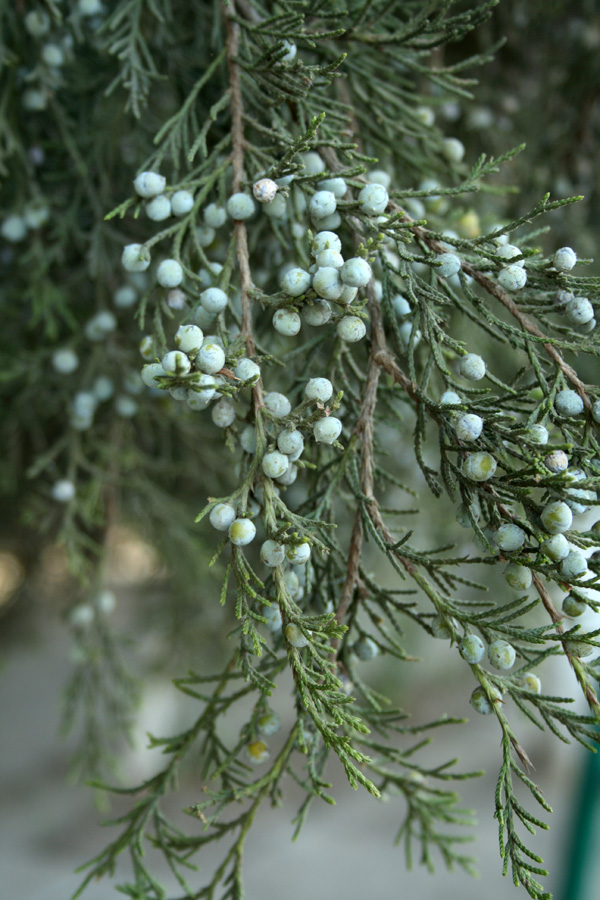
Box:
[286, 542, 311, 565]
[260, 540, 286, 567]
[489, 639, 516, 670]
[470, 685, 502, 715]
[313, 417, 342, 444]
[459, 634, 485, 664]
[454, 414, 483, 442]
[337, 316, 366, 343]
[553, 247, 577, 272]
[229, 517, 256, 546]
[495, 523, 526, 553]
[358, 183, 389, 216]
[498, 264, 527, 291]
[264, 392, 291, 418]
[555, 390, 584, 417]
[340, 257, 372, 288]
[540, 501, 573, 535]
[157, 259, 183, 288]
[459, 354, 486, 381]
[210, 503, 236, 531]
[281, 267, 311, 297]
[463, 452, 497, 482]
[305, 378, 333, 403]
[273, 308, 301, 336]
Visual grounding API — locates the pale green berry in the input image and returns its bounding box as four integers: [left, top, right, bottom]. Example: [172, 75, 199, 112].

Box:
[367, 169, 391, 189]
[200, 287, 228, 314]
[264, 392, 291, 418]
[1, 214, 27, 243]
[277, 464, 298, 486]
[281, 267, 311, 297]
[337, 316, 366, 343]
[93, 376, 114, 401]
[171, 190, 194, 216]
[162, 350, 191, 376]
[302, 299, 332, 326]
[141, 363, 166, 388]
[286, 542, 311, 565]
[459, 354, 486, 381]
[310, 190, 337, 219]
[121, 243, 151, 272]
[340, 257, 372, 288]
[245, 740, 270, 765]
[470, 685, 502, 715]
[463, 452, 497, 481]
[211, 399, 235, 428]
[541, 533, 570, 561]
[456, 502, 480, 528]
[234, 358, 260, 382]
[318, 177, 347, 198]
[305, 378, 333, 403]
[257, 709, 281, 736]
[273, 308, 301, 336]
[146, 195, 171, 221]
[555, 389, 584, 417]
[489, 639, 516, 670]
[229, 517, 256, 546]
[25, 10, 51, 36]
[313, 417, 342, 444]
[553, 247, 577, 272]
[278, 429, 304, 460]
[175, 324, 204, 355]
[358, 183, 389, 216]
[564, 640, 595, 659]
[204, 203, 227, 228]
[540, 501, 572, 535]
[263, 193, 287, 219]
[459, 634, 485, 664]
[262, 451, 289, 479]
[157, 259, 183, 288]
[301, 151, 325, 175]
[565, 296, 594, 326]
[437, 253, 461, 278]
[260, 540, 286, 567]
[398, 321, 421, 351]
[114, 285, 137, 308]
[51, 479, 76, 503]
[240, 425, 257, 453]
[261, 603, 282, 632]
[498, 264, 527, 291]
[313, 266, 342, 300]
[496, 244, 524, 267]
[562, 594, 587, 617]
[592, 400, 600, 424]
[353, 636, 379, 660]
[415, 105, 435, 127]
[520, 673, 542, 694]
[52, 348, 79, 374]
[526, 424, 549, 444]
[495, 523, 526, 552]
[210, 503, 236, 531]
[196, 343, 225, 374]
[440, 390, 462, 407]
[454, 413, 483, 442]
[69, 603, 95, 629]
[285, 623, 309, 648]
[560, 551, 588, 581]
[227, 192, 255, 220]
[196, 225, 215, 247]
[504, 563, 532, 591]
[187, 375, 217, 408]
[115, 395, 138, 417]
[442, 137, 465, 162]
[284, 570, 302, 599]
[392, 294, 411, 317]
[430, 616, 455, 639]
[316, 249, 344, 269]
[134, 171, 166, 199]
[311, 231, 342, 257]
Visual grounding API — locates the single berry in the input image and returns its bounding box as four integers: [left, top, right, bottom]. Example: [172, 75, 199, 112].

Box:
[313, 266, 343, 300]
[264, 392, 291, 418]
[541, 533, 570, 561]
[498, 264, 527, 291]
[262, 451, 289, 479]
[318, 177, 347, 198]
[562, 594, 587, 617]
[470, 685, 502, 715]
[134, 171, 166, 199]
[504, 563, 532, 591]
[146, 195, 171, 221]
[459, 634, 485, 664]
[245, 740, 270, 765]
[442, 137, 465, 163]
[121, 244, 151, 272]
[235, 358, 260, 382]
[281, 267, 311, 297]
[302, 299, 332, 326]
[196, 343, 226, 375]
[171, 190, 194, 216]
[462, 452, 497, 482]
[227, 193, 255, 220]
[340, 257, 372, 288]
[162, 350, 191, 376]
[273, 308, 301, 336]
[489, 639, 516, 670]
[141, 363, 166, 388]
[253, 178, 278, 203]
[526, 423, 549, 444]
[200, 287, 228, 314]
[520, 673, 542, 694]
[495, 523, 526, 553]
[204, 203, 227, 228]
[229, 518, 256, 546]
[157, 259, 183, 288]
[454, 413, 483, 442]
[553, 247, 577, 272]
[337, 316, 366, 343]
[285, 623, 309, 648]
[52, 348, 79, 374]
[305, 378, 333, 403]
[277, 429, 304, 460]
[313, 417, 342, 444]
[565, 296, 594, 326]
[210, 503, 236, 531]
[358, 183, 389, 216]
[540, 501, 573, 535]
[175, 324, 204, 355]
[496, 244, 524, 267]
[459, 354, 486, 381]
[555, 389, 584, 417]
[257, 709, 281, 736]
[260, 540, 286, 567]
[51, 479, 76, 503]
[211, 399, 235, 428]
[353, 636, 379, 660]
[437, 253, 461, 278]
[560, 551, 588, 581]
[544, 450, 569, 474]
[310, 190, 337, 220]
[286, 542, 311, 565]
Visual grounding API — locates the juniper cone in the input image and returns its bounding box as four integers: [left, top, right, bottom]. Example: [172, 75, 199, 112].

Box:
[2, 3, 600, 900]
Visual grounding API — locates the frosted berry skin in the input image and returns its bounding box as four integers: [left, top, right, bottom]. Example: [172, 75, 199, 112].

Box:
[458, 354, 486, 381]
[211, 399, 235, 428]
[313, 417, 342, 444]
[496, 244, 524, 267]
[204, 203, 227, 228]
[562, 594, 587, 617]
[540, 501, 573, 535]
[273, 308, 301, 336]
[526, 423, 549, 444]
[504, 563, 532, 591]
[286, 542, 311, 564]
[261, 603, 283, 632]
[200, 287, 228, 314]
[260, 540, 286, 567]
[146, 195, 171, 221]
[316, 249, 344, 269]
[462, 452, 497, 482]
[340, 257, 372, 287]
[488, 639, 516, 670]
[174, 324, 204, 355]
[1, 214, 28, 242]
[353, 636, 379, 660]
[459, 634, 485, 664]
[229, 518, 256, 546]
[133, 171, 166, 199]
[196, 343, 225, 375]
[162, 351, 191, 376]
[52, 348, 79, 374]
[264, 392, 291, 418]
[302, 299, 332, 326]
[495, 524, 526, 553]
[358, 183, 389, 216]
[141, 363, 166, 388]
[262, 451, 289, 479]
[544, 450, 569, 474]
[285, 623, 309, 648]
[440, 390, 462, 407]
[209, 503, 236, 531]
[564, 640, 595, 659]
[431, 616, 455, 639]
[593, 400, 600, 424]
[305, 378, 333, 403]
[454, 414, 483, 442]
[240, 425, 257, 453]
[555, 389, 584, 417]
[437, 253, 461, 278]
[226, 192, 256, 220]
[565, 297, 594, 326]
[541, 533, 570, 561]
[560, 551, 588, 581]
[171, 190, 194, 216]
[278, 429, 304, 459]
[157, 259, 183, 288]
[114, 285, 137, 308]
[309, 190, 337, 219]
[318, 177, 347, 198]
[498, 264, 527, 291]
[301, 151, 325, 175]
[281, 267, 311, 297]
[337, 316, 366, 343]
[311, 231, 342, 256]
[313, 267, 343, 300]
[470, 685, 502, 715]
[553, 247, 577, 272]
[234, 358, 260, 382]
[122, 243, 151, 272]
[253, 178, 278, 203]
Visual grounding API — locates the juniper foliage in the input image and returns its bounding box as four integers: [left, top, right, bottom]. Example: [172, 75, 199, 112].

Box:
[1, 2, 600, 900]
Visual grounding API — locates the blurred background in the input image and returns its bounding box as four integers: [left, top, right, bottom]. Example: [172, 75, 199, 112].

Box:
[2, 1, 600, 898]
